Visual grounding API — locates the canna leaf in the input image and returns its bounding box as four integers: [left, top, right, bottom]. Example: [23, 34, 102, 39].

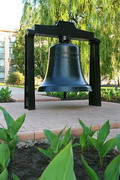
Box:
[39, 142, 76, 180]
[8, 137, 18, 159]
[37, 147, 54, 160]
[101, 138, 116, 158]
[79, 120, 91, 135]
[104, 154, 120, 180]
[0, 106, 14, 128]
[44, 129, 56, 143]
[79, 120, 96, 136]
[0, 168, 8, 180]
[0, 143, 10, 169]
[60, 128, 71, 147]
[81, 155, 99, 180]
[7, 114, 26, 139]
[12, 172, 20, 180]
[0, 128, 9, 142]
[51, 130, 63, 153]
[115, 135, 120, 152]
[88, 136, 101, 155]
[97, 120, 110, 144]
[79, 132, 87, 149]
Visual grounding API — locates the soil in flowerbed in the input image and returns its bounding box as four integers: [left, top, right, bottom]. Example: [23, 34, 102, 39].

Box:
[8, 140, 119, 180]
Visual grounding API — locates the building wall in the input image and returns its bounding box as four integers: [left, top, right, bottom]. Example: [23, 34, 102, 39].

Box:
[0, 29, 17, 82]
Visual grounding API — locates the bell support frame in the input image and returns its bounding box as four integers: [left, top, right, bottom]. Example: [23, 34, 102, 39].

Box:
[25, 21, 101, 110]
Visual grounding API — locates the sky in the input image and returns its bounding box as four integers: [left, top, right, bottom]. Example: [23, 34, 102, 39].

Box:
[0, 0, 23, 29]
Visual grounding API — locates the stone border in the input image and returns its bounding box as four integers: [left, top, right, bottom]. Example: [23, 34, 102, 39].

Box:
[18, 123, 120, 141]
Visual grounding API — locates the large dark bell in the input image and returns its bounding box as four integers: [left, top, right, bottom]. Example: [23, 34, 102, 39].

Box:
[38, 43, 92, 92]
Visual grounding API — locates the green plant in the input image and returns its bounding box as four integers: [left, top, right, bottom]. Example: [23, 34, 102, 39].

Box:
[73, 120, 96, 151]
[104, 154, 120, 180]
[88, 120, 116, 167]
[38, 142, 76, 180]
[6, 71, 24, 85]
[78, 120, 96, 151]
[81, 154, 99, 180]
[101, 88, 120, 102]
[0, 143, 10, 180]
[81, 153, 120, 180]
[12, 172, 20, 180]
[0, 106, 26, 158]
[115, 134, 120, 152]
[0, 86, 12, 102]
[37, 127, 71, 160]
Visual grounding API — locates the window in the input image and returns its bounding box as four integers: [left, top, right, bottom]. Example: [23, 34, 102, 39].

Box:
[0, 47, 4, 53]
[0, 41, 4, 47]
[9, 36, 16, 43]
[0, 54, 4, 59]
[0, 72, 5, 78]
[0, 60, 4, 66]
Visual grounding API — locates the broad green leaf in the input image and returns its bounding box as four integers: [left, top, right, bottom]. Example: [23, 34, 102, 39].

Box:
[0, 106, 14, 128]
[97, 120, 110, 144]
[79, 120, 91, 135]
[0, 128, 9, 142]
[60, 128, 71, 147]
[104, 154, 120, 180]
[79, 132, 87, 149]
[116, 135, 120, 152]
[81, 155, 99, 180]
[39, 143, 76, 180]
[51, 129, 64, 153]
[12, 172, 20, 180]
[44, 129, 56, 143]
[101, 138, 116, 158]
[0, 168, 8, 180]
[79, 120, 96, 136]
[0, 143, 10, 168]
[88, 136, 101, 155]
[8, 137, 18, 158]
[7, 114, 26, 139]
[37, 147, 54, 160]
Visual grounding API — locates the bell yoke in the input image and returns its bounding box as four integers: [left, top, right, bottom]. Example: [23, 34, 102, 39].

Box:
[25, 21, 101, 110]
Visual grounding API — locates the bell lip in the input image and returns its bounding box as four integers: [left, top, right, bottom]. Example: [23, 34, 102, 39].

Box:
[38, 86, 92, 92]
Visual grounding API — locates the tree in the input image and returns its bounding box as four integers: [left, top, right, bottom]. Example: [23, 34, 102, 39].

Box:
[13, 0, 120, 81]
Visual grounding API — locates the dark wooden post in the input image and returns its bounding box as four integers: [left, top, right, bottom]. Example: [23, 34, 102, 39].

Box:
[24, 31, 35, 110]
[89, 38, 101, 106]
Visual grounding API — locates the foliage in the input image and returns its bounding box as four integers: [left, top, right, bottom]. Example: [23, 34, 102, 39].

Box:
[81, 154, 120, 180]
[0, 87, 12, 102]
[37, 127, 71, 159]
[104, 154, 120, 180]
[81, 154, 99, 180]
[0, 143, 10, 180]
[88, 120, 116, 167]
[78, 120, 96, 151]
[47, 91, 88, 100]
[6, 72, 24, 85]
[0, 106, 26, 158]
[38, 142, 76, 180]
[115, 134, 120, 152]
[101, 88, 120, 102]
[13, 0, 120, 81]
[47, 88, 120, 103]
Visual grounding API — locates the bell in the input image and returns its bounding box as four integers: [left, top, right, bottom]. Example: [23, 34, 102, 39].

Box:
[38, 36, 92, 92]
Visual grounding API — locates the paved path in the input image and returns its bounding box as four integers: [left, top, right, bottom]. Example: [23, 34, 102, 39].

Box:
[0, 89, 119, 141]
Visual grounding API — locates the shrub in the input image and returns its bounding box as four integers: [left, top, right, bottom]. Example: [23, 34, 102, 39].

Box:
[0, 86, 12, 102]
[6, 72, 24, 85]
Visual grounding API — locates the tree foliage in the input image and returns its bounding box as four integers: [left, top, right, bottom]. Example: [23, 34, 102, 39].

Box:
[13, 0, 120, 81]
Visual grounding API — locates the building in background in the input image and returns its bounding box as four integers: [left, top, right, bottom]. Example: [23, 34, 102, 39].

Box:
[0, 29, 17, 82]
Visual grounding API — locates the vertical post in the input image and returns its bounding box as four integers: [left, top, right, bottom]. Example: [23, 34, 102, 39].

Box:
[89, 38, 101, 106]
[24, 30, 35, 110]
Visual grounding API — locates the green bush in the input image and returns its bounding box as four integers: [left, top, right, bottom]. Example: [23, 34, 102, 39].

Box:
[0, 87, 12, 102]
[6, 72, 24, 85]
